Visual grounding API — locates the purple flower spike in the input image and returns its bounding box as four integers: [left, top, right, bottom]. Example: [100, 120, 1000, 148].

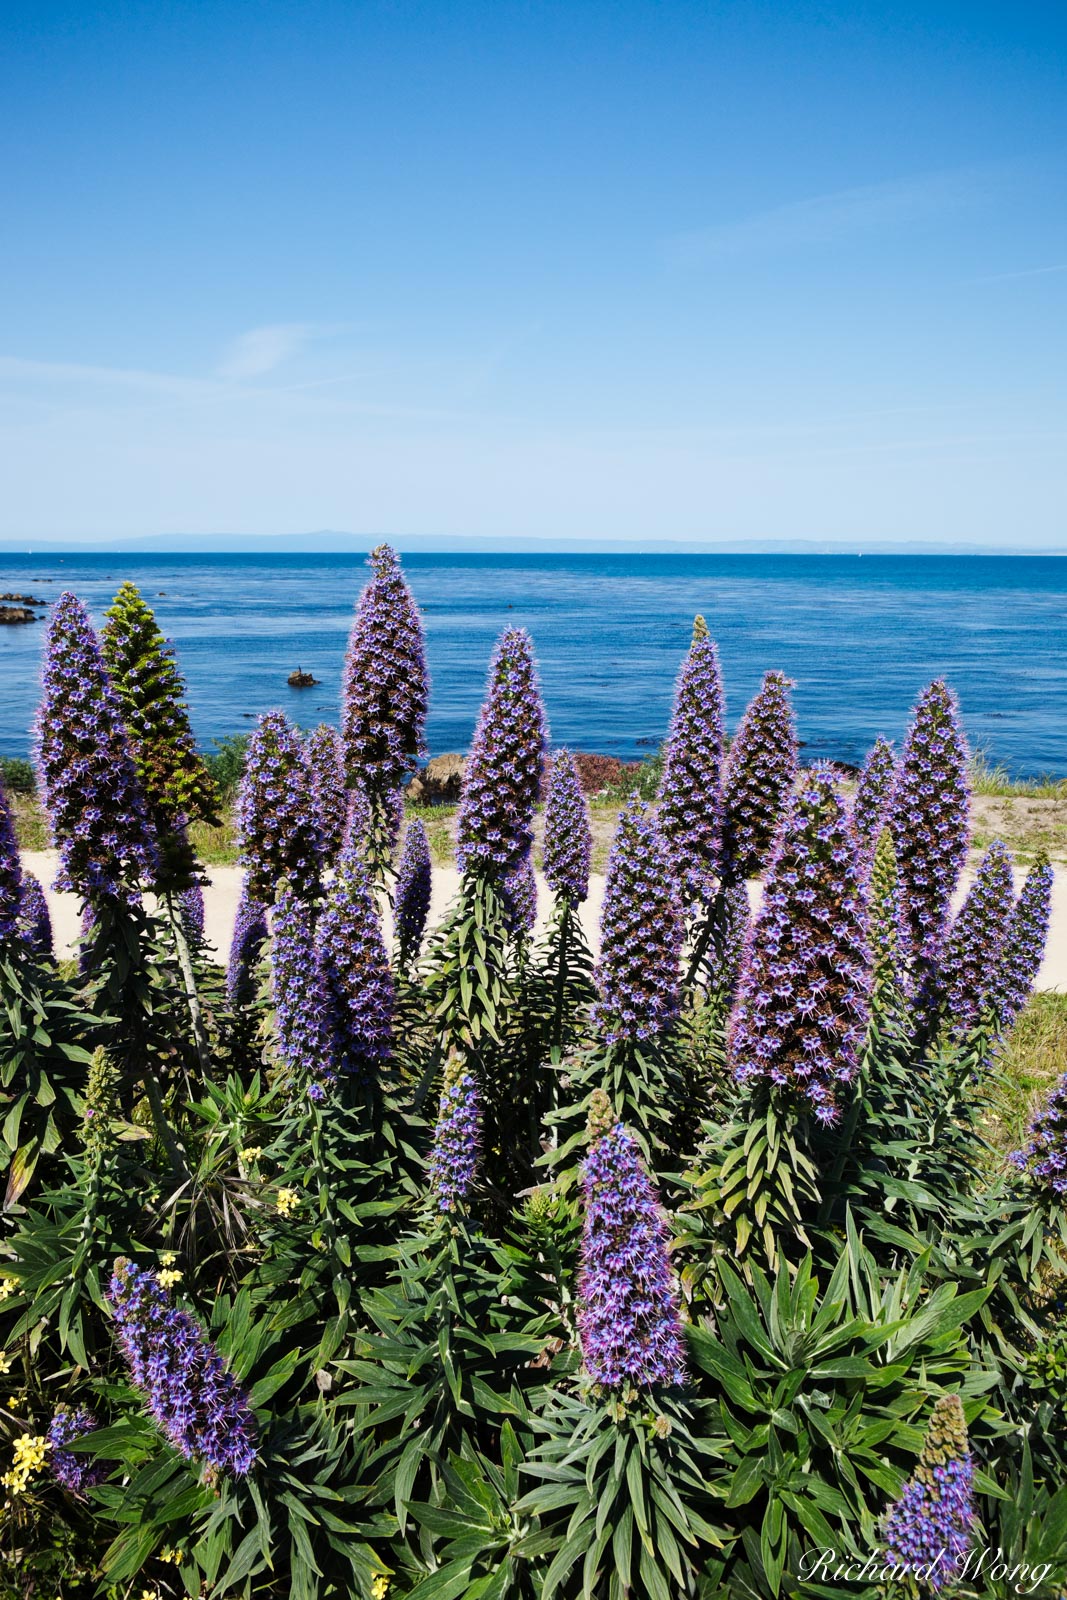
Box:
[0, 773, 23, 943]
[34, 592, 158, 902]
[341, 544, 429, 795]
[343, 781, 371, 856]
[428, 1053, 480, 1212]
[728, 764, 871, 1126]
[994, 855, 1053, 1031]
[319, 841, 394, 1078]
[48, 1405, 102, 1495]
[502, 850, 538, 937]
[717, 671, 798, 883]
[851, 737, 898, 864]
[577, 1090, 686, 1390]
[236, 711, 323, 903]
[178, 880, 206, 941]
[456, 628, 547, 878]
[270, 890, 338, 1091]
[108, 1260, 257, 1477]
[868, 830, 912, 1000]
[593, 798, 683, 1045]
[304, 724, 349, 865]
[882, 1395, 975, 1590]
[1013, 1072, 1067, 1200]
[394, 819, 432, 961]
[889, 680, 971, 971]
[938, 840, 1015, 1037]
[657, 617, 727, 902]
[542, 749, 592, 905]
[226, 879, 269, 1008]
[18, 873, 54, 960]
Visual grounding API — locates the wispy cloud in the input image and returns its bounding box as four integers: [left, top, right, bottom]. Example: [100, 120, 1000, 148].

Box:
[665, 167, 993, 268]
[216, 322, 319, 379]
[975, 261, 1067, 283]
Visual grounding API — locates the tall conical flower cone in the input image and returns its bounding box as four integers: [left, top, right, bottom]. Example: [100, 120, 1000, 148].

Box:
[101, 582, 219, 887]
[882, 1395, 975, 1588]
[938, 839, 1015, 1036]
[868, 829, 912, 1002]
[319, 839, 394, 1080]
[0, 773, 23, 944]
[18, 873, 53, 960]
[851, 736, 898, 864]
[34, 592, 158, 902]
[394, 818, 432, 964]
[428, 1052, 481, 1213]
[304, 724, 348, 866]
[237, 711, 323, 903]
[993, 853, 1053, 1031]
[717, 670, 797, 884]
[542, 748, 592, 905]
[656, 616, 726, 902]
[270, 891, 338, 1097]
[889, 679, 970, 972]
[456, 628, 547, 878]
[593, 798, 682, 1045]
[226, 879, 268, 1008]
[729, 765, 871, 1126]
[576, 1090, 686, 1389]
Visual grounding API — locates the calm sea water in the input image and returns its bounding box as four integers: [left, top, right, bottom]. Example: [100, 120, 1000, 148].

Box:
[1, 553, 1065, 777]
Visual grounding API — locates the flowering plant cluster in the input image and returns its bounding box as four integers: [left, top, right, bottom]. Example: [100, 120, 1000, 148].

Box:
[34, 591, 159, 901]
[237, 711, 323, 902]
[729, 765, 871, 1124]
[456, 628, 546, 876]
[592, 798, 682, 1045]
[4, 556, 1063, 1600]
[108, 1259, 257, 1476]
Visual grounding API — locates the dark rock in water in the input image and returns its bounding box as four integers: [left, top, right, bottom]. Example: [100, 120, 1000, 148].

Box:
[407, 752, 466, 804]
[0, 591, 49, 605]
[287, 668, 319, 688]
[0, 605, 39, 624]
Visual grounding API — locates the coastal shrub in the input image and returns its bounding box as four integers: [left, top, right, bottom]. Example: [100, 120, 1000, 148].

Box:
[2, 552, 1066, 1600]
[0, 757, 34, 796]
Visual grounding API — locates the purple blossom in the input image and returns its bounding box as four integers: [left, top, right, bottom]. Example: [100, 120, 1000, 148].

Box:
[889, 680, 971, 971]
[343, 781, 371, 856]
[108, 1259, 257, 1477]
[318, 840, 394, 1078]
[502, 850, 538, 937]
[882, 1395, 975, 1590]
[226, 879, 269, 1008]
[0, 773, 23, 943]
[717, 671, 798, 883]
[542, 749, 592, 905]
[236, 711, 323, 902]
[304, 724, 349, 865]
[18, 873, 54, 960]
[993, 855, 1053, 1032]
[341, 544, 429, 793]
[177, 880, 206, 941]
[704, 881, 750, 998]
[592, 798, 683, 1045]
[1013, 1072, 1067, 1200]
[394, 818, 432, 961]
[728, 764, 872, 1126]
[428, 1054, 480, 1212]
[270, 890, 338, 1092]
[456, 628, 547, 878]
[850, 737, 898, 864]
[576, 1090, 686, 1390]
[938, 839, 1015, 1036]
[48, 1405, 102, 1495]
[656, 617, 727, 901]
[34, 592, 158, 902]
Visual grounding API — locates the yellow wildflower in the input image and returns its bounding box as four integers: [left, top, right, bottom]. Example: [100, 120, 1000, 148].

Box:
[1, 1433, 49, 1495]
[0, 1352, 13, 1375]
[157, 1269, 183, 1289]
[371, 1577, 391, 1600]
[0, 1277, 17, 1302]
[160, 1545, 185, 1564]
[240, 1146, 263, 1163]
[159, 1250, 177, 1267]
[276, 1187, 301, 1217]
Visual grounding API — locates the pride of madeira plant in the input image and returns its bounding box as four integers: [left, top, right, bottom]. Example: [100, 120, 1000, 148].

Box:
[2, 561, 1066, 1600]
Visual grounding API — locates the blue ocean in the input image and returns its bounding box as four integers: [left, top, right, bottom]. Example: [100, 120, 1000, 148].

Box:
[1, 552, 1065, 777]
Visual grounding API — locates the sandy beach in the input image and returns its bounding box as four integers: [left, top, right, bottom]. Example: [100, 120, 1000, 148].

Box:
[20, 849, 1067, 992]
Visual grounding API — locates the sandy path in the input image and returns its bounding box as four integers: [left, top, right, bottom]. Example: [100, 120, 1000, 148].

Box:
[19, 850, 1067, 993]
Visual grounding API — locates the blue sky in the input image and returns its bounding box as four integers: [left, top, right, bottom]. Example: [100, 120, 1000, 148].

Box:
[1, 0, 1064, 545]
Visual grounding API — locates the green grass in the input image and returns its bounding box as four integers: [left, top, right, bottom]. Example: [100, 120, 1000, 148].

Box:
[405, 802, 458, 867]
[970, 750, 1067, 799]
[12, 793, 49, 852]
[984, 990, 1067, 1153]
